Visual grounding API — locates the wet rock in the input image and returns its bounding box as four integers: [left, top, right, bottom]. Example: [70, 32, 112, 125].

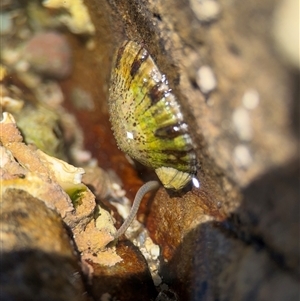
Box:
[161, 222, 299, 301]
[91, 240, 157, 301]
[0, 189, 88, 301]
[0, 111, 120, 271]
[81, 0, 299, 300]
[4, 0, 298, 300]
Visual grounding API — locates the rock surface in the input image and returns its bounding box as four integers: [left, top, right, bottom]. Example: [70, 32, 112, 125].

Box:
[79, 0, 299, 299]
[0, 189, 88, 301]
[1, 0, 298, 300]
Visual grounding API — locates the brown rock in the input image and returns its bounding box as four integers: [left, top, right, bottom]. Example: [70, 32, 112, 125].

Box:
[79, 0, 299, 300]
[90, 240, 157, 301]
[8, 0, 296, 300]
[0, 189, 88, 301]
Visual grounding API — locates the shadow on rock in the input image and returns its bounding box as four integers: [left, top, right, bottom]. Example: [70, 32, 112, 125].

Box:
[160, 160, 300, 301]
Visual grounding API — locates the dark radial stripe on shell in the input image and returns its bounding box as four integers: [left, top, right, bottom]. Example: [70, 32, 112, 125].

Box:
[130, 47, 149, 77]
[148, 83, 167, 106]
[115, 40, 130, 70]
[154, 122, 188, 139]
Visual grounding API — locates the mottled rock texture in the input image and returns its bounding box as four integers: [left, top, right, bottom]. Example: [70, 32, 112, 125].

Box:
[74, 0, 298, 299]
[0, 189, 88, 301]
[1, 0, 298, 300]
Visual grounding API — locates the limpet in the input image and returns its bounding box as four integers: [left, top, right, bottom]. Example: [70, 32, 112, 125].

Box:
[108, 40, 196, 191]
[108, 40, 197, 238]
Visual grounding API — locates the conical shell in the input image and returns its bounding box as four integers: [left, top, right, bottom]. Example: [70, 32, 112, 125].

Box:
[108, 41, 196, 190]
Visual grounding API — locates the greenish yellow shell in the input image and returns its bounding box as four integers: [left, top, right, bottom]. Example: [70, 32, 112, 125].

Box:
[108, 40, 196, 190]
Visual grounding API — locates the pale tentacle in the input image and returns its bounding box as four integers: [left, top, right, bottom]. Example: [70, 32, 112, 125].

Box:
[114, 180, 160, 239]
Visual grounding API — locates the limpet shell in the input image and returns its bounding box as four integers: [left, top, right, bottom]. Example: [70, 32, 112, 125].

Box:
[108, 41, 196, 190]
